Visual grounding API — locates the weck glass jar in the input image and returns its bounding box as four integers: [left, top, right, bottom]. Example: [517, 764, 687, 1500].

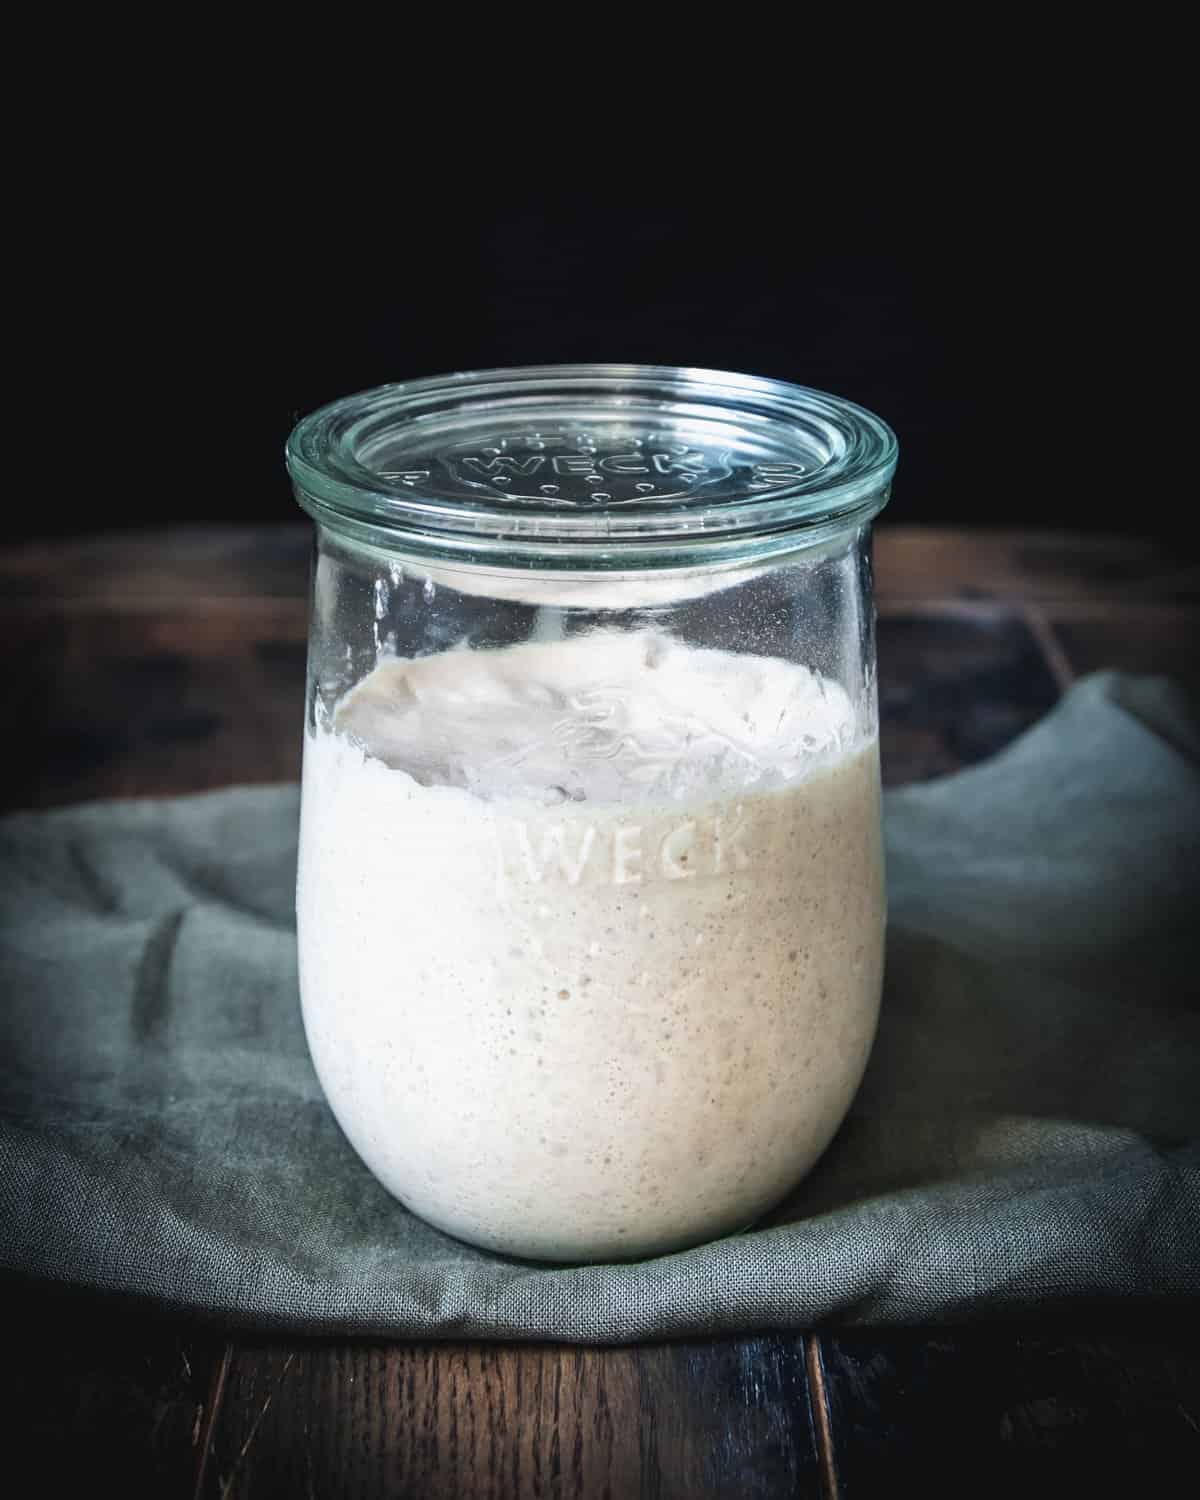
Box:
[286, 364, 897, 1262]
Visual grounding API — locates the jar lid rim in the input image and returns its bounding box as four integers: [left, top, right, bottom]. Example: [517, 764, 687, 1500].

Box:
[286, 364, 897, 566]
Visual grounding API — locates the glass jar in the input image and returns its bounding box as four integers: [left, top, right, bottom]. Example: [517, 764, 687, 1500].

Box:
[286, 364, 897, 1262]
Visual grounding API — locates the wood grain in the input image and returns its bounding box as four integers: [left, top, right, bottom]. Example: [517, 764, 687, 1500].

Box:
[876, 608, 1060, 785]
[0, 1287, 227, 1500]
[873, 527, 1199, 609]
[196, 1336, 822, 1500]
[0, 526, 313, 608]
[1054, 613, 1200, 692]
[3, 609, 306, 810]
[818, 1328, 1200, 1498]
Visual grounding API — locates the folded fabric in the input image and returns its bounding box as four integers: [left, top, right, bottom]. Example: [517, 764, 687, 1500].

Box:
[1, 673, 1197, 1340]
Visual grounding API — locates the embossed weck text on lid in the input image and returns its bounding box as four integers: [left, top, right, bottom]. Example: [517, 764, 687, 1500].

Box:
[379, 428, 809, 508]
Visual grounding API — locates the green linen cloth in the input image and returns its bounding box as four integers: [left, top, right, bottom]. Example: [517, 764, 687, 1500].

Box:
[1, 673, 1197, 1339]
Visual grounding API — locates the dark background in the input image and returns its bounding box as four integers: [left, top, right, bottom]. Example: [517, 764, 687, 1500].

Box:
[14, 127, 1171, 542]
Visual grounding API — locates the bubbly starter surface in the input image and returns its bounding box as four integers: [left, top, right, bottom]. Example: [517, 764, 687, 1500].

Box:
[297, 631, 885, 1261]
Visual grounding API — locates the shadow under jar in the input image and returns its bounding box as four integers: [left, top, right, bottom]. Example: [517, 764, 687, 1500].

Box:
[287, 364, 897, 1262]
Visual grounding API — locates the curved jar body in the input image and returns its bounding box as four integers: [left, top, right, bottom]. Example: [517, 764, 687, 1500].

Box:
[288, 365, 896, 1261]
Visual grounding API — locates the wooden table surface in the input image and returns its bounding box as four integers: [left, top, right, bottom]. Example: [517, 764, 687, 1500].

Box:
[2, 525, 1198, 1498]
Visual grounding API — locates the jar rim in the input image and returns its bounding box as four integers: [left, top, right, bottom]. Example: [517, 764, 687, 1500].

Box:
[286, 364, 897, 569]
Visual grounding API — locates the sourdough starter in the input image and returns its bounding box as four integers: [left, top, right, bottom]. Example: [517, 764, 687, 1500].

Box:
[296, 630, 884, 1261]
